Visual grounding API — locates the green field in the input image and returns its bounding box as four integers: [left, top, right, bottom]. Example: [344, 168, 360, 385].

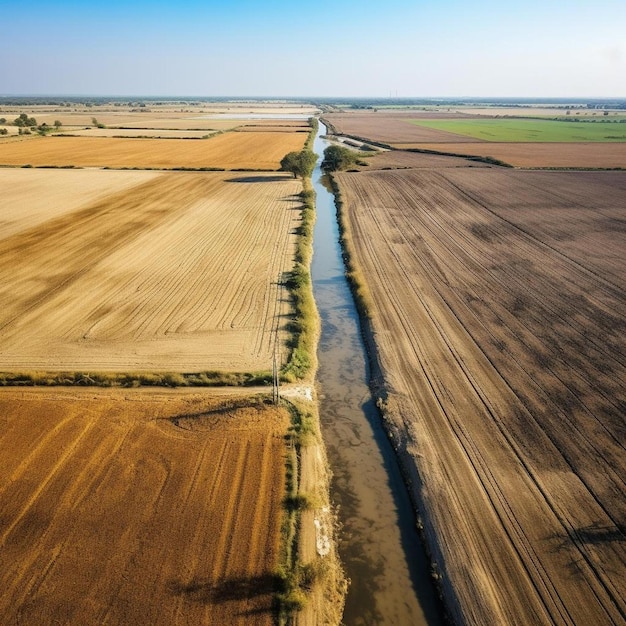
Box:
[410, 118, 626, 142]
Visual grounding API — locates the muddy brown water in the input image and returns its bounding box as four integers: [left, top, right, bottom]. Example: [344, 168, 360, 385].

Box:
[311, 125, 445, 625]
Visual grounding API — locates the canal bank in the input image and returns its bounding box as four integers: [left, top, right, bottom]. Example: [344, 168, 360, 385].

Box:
[310, 124, 444, 625]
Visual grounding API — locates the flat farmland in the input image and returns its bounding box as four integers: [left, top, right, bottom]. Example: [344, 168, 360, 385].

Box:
[334, 167, 626, 625]
[324, 111, 626, 167]
[0, 169, 302, 372]
[394, 142, 626, 168]
[324, 112, 474, 143]
[67, 128, 217, 138]
[410, 118, 626, 142]
[0, 388, 289, 625]
[0, 132, 306, 169]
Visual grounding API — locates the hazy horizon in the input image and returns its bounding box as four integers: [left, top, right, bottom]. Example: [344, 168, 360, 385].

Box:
[2, 0, 625, 98]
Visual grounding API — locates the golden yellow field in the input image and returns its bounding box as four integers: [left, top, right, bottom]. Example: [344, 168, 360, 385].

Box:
[0, 388, 289, 625]
[67, 128, 217, 138]
[0, 132, 306, 169]
[0, 169, 302, 372]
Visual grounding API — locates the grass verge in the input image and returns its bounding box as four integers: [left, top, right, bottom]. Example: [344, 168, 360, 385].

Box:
[281, 118, 319, 382]
[327, 174, 375, 318]
[0, 370, 272, 387]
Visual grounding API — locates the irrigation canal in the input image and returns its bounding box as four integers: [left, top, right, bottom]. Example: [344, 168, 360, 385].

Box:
[310, 124, 444, 624]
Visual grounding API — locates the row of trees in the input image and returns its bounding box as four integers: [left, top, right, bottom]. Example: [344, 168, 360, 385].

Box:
[280, 144, 363, 179]
[0, 114, 63, 135]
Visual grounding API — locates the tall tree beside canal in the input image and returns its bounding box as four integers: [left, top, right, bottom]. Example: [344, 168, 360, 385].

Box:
[280, 149, 317, 179]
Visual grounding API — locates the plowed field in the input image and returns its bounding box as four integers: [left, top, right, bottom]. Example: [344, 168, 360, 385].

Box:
[0, 388, 289, 625]
[324, 112, 472, 143]
[0, 169, 301, 372]
[334, 167, 626, 625]
[324, 111, 626, 168]
[394, 142, 626, 168]
[0, 132, 306, 169]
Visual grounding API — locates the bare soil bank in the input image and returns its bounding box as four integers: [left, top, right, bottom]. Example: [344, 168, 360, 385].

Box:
[333, 165, 626, 625]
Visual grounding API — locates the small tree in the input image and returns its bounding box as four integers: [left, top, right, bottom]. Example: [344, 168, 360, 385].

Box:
[14, 113, 37, 128]
[53, 120, 62, 130]
[321, 145, 359, 172]
[280, 149, 317, 179]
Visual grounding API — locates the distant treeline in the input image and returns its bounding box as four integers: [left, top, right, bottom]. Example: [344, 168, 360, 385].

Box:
[315, 97, 626, 110]
[1, 95, 625, 110]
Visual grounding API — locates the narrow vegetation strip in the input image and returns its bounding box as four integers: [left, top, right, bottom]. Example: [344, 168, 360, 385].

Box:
[275, 398, 346, 623]
[0, 370, 272, 387]
[281, 118, 319, 382]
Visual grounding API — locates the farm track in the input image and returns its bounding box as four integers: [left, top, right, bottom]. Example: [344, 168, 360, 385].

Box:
[335, 167, 626, 625]
[0, 389, 288, 625]
[0, 170, 302, 372]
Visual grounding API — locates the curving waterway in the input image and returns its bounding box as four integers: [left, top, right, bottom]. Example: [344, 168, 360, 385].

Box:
[311, 124, 445, 625]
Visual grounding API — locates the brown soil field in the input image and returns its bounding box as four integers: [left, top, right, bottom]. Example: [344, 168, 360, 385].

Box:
[323, 111, 626, 168]
[324, 112, 475, 144]
[334, 167, 626, 625]
[0, 388, 289, 625]
[394, 142, 626, 168]
[0, 132, 306, 169]
[0, 169, 302, 372]
[354, 149, 490, 171]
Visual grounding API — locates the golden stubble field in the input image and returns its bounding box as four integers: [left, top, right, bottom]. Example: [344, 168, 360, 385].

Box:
[0, 109, 338, 624]
[334, 163, 626, 625]
[0, 131, 306, 169]
[0, 168, 302, 372]
[0, 388, 289, 625]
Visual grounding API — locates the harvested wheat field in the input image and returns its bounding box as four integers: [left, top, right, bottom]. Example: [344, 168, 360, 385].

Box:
[334, 167, 626, 625]
[0, 388, 289, 625]
[0, 169, 302, 372]
[0, 132, 306, 169]
[67, 128, 217, 138]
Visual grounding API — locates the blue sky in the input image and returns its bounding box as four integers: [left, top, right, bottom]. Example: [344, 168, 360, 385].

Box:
[2, 0, 624, 97]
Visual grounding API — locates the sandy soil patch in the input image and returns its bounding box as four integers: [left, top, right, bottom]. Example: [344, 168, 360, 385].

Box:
[392, 142, 626, 168]
[0, 132, 307, 170]
[334, 167, 626, 625]
[0, 388, 289, 625]
[0, 170, 302, 372]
